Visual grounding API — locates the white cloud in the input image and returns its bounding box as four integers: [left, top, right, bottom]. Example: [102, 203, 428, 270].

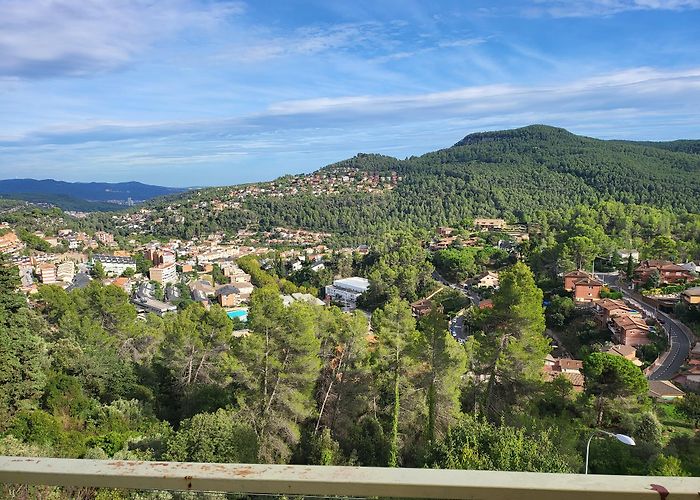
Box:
[3, 66, 700, 149]
[0, 0, 244, 78]
[526, 0, 700, 17]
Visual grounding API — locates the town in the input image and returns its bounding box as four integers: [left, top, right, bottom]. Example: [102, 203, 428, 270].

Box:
[4, 214, 700, 404]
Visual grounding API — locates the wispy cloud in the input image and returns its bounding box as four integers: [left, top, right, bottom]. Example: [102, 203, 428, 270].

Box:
[525, 0, 700, 17]
[0, 0, 244, 78]
[3, 66, 699, 148]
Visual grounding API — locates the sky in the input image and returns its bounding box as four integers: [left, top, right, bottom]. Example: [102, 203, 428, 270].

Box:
[1, 0, 700, 187]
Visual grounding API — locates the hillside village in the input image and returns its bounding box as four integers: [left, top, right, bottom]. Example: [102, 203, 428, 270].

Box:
[5, 208, 699, 406]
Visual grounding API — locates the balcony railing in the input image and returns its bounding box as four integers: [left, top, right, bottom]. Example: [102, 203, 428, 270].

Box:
[1, 456, 700, 499]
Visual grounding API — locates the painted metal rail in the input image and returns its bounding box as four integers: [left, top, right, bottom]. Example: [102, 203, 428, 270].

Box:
[1, 457, 700, 499]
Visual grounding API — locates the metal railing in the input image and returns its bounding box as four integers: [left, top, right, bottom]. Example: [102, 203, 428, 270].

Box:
[1, 457, 700, 499]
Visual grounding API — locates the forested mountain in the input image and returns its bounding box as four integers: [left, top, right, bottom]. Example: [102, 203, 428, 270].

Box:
[131, 125, 699, 243]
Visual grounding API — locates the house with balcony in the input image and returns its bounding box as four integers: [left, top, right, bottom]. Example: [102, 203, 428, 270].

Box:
[595, 298, 639, 324]
[610, 314, 651, 346]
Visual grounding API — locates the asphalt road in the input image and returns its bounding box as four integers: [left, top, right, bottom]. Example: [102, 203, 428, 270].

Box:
[595, 272, 692, 381]
[433, 270, 476, 343]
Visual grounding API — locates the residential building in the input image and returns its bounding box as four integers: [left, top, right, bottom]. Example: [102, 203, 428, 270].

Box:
[563, 270, 603, 302]
[472, 271, 499, 289]
[679, 262, 700, 274]
[230, 281, 254, 300]
[0, 231, 23, 254]
[149, 262, 178, 285]
[132, 296, 177, 317]
[281, 293, 326, 307]
[216, 285, 241, 307]
[325, 277, 370, 309]
[596, 298, 639, 324]
[606, 344, 643, 367]
[437, 226, 454, 236]
[410, 298, 434, 317]
[681, 287, 700, 305]
[617, 249, 640, 262]
[610, 314, 651, 346]
[56, 261, 75, 283]
[190, 279, 216, 297]
[112, 277, 132, 293]
[648, 380, 685, 401]
[543, 356, 585, 392]
[310, 262, 325, 273]
[92, 254, 136, 276]
[633, 260, 693, 286]
[37, 263, 57, 283]
[572, 277, 604, 302]
[563, 270, 590, 291]
[290, 292, 324, 306]
[94, 231, 115, 246]
[473, 218, 506, 231]
[557, 358, 583, 374]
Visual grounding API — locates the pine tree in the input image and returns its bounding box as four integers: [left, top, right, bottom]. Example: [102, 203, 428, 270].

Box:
[234, 287, 321, 463]
[416, 307, 467, 444]
[371, 298, 421, 466]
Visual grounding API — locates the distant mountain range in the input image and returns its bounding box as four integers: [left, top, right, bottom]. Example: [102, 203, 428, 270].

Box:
[0, 179, 186, 211]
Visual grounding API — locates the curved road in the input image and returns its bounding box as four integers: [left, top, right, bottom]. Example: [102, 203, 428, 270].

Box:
[596, 272, 692, 380]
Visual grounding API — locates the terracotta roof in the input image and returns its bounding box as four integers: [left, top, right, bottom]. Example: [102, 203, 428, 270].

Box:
[659, 264, 688, 272]
[574, 277, 604, 287]
[606, 344, 637, 358]
[564, 270, 590, 278]
[648, 380, 685, 398]
[558, 358, 583, 371]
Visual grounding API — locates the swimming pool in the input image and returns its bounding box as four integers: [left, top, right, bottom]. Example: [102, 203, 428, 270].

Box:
[227, 309, 248, 321]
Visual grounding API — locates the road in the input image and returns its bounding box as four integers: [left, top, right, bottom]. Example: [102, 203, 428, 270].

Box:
[433, 270, 477, 343]
[595, 271, 692, 381]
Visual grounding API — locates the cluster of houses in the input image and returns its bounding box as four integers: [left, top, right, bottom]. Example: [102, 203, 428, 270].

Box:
[543, 348, 687, 401]
[632, 259, 695, 288]
[428, 220, 530, 252]
[596, 298, 653, 347]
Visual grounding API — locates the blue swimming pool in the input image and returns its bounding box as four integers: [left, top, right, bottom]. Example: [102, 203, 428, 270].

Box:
[227, 310, 248, 321]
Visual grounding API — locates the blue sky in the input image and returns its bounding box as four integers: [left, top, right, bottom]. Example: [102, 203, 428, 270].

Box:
[1, 0, 700, 187]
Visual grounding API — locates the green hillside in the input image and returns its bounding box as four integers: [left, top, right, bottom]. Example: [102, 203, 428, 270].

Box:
[246, 125, 700, 233]
[103, 125, 700, 242]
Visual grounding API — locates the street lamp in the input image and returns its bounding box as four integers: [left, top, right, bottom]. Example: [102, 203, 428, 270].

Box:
[585, 430, 636, 474]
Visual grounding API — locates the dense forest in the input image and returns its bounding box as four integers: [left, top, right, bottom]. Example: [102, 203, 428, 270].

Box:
[3, 248, 700, 499]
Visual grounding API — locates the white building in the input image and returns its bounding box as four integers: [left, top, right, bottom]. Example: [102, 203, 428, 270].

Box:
[617, 249, 640, 262]
[56, 261, 75, 283]
[92, 254, 136, 276]
[472, 271, 499, 289]
[325, 277, 370, 309]
[149, 262, 178, 284]
[132, 296, 177, 317]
